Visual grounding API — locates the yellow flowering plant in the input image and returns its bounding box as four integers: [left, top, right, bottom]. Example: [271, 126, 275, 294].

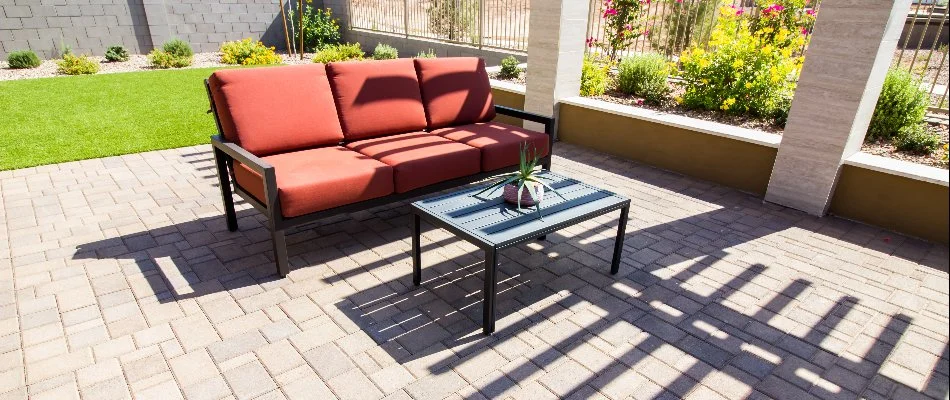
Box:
[220, 38, 282, 66]
[674, 0, 817, 123]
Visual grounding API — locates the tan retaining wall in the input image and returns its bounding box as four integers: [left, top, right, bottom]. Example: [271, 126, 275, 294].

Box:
[557, 102, 778, 195]
[491, 87, 527, 127]
[830, 164, 949, 245]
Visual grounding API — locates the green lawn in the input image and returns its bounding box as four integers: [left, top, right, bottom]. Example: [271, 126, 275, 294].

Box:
[0, 68, 225, 171]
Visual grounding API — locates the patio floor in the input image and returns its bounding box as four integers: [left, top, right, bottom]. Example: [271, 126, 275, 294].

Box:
[0, 143, 947, 400]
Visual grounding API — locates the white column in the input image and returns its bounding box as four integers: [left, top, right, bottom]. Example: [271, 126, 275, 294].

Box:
[765, 0, 912, 215]
[522, 0, 590, 132]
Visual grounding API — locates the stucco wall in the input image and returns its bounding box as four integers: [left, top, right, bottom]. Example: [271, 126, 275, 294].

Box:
[830, 165, 949, 245]
[0, 0, 284, 59]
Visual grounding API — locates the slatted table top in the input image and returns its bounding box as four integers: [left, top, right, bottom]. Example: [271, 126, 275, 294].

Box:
[411, 171, 631, 249]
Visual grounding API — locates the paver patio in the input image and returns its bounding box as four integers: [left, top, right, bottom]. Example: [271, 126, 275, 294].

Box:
[0, 142, 947, 400]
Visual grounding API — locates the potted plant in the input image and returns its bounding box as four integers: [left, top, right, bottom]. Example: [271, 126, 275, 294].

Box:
[473, 143, 565, 218]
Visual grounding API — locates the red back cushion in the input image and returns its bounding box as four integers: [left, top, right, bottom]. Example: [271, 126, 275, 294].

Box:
[208, 64, 343, 156]
[414, 57, 496, 130]
[326, 59, 428, 140]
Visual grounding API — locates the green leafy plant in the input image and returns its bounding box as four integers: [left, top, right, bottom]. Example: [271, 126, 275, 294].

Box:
[649, 0, 717, 56]
[867, 68, 929, 142]
[427, 0, 478, 42]
[7, 50, 41, 69]
[616, 53, 670, 104]
[104, 45, 130, 62]
[312, 43, 365, 63]
[498, 55, 521, 79]
[580, 54, 610, 97]
[415, 49, 437, 58]
[674, 1, 816, 118]
[372, 43, 398, 60]
[473, 143, 565, 218]
[587, 0, 650, 61]
[893, 124, 940, 155]
[56, 53, 99, 75]
[220, 38, 282, 65]
[300, 6, 342, 52]
[148, 38, 194, 69]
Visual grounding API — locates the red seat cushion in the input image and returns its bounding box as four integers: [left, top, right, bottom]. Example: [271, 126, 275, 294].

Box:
[433, 122, 549, 172]
[414, 57, 496, 129]
[233, 147, 394, 218]
[208, 64, 343, 156]
[346, 132, 480, 193]
[326, 59, 428, 140]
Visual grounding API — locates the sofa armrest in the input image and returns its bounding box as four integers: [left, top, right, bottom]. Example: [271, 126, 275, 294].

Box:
[211, 135, 279, 211]
[493, 105, 556, 139]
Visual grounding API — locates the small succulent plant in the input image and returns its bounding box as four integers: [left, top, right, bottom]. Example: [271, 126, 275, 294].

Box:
[473, 143, 564, 219]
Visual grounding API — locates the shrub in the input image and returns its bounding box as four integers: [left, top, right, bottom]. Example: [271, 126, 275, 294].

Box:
[415, 49, 437, 58]
[867, 68, 929, 141]
[771, 94, 793, 127]
[162, 38, 193, 58]
[498, 56, 520, 79]
[220, 38, 282, 65]
[894, 124, 940, 155]
[372, 43, 398, 60]
[148, 38, 193, 69]
[312, 43, 364, 63]
[675, 1, 815, 117]
[580, 54, 609, 97]
[56, 54, 99, 75]
[301, 7, 342, 52]
[104, 45, 129, 62]
[7, 50, 41, 69]
[427, 0, 478, 42]
[616, 53, 670, 103]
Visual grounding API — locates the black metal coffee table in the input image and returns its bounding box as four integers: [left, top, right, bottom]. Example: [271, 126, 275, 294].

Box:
[410, 171, 631, 335]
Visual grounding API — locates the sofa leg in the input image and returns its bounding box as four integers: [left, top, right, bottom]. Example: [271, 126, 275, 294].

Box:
[541, 157, 551, 171]
[271, 229, 289, 277]
[213, 148, 238, 232]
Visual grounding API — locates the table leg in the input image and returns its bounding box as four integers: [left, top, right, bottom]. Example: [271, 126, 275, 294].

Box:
[611, 206, 629, 275]
[537, 235, 546, 241]
[412, 214, 421, 286]
[482, 248, 497, 335]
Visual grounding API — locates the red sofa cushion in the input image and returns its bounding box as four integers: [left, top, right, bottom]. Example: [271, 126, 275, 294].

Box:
[414, 57, 496, 129]
[434, 122, 549, 172]
[233, 147, 394, 218]
[346, 132, 480, 193]
[326, 59, 428, 140]
[208, 64, 343, 156]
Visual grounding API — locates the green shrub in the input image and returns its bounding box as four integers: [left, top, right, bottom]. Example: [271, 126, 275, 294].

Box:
[220, 38, 282, 65]
[867, 68, 929, 141]
[415, 49, 437, 58]
[312, 43, 364, 63]
[498, 56, 520, 79]
[301, 7, 342, 52]
[162, 38, 193, 58]
[894, 124, 940, 155]
[675, 1, 815, 117]
[56, 54, 99, 75]
[104, 45, 129, 62]
[427, 0, 478, 42]
[616, 53, 670, 104]
[580, 54, 609, 97]
[147, 50, 191, 69]
[7, 50, 41, 69]
[372, 43, 398, 60]
[772, 94, 793, 127]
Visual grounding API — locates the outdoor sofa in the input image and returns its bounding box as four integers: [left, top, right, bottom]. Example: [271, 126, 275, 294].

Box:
[206, 57, 555, 276]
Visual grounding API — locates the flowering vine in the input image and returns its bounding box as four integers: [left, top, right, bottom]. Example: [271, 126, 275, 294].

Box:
[589, 0, 651, 61]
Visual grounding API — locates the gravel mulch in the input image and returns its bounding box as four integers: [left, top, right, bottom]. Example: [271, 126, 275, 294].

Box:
[0, 52, 316, 81]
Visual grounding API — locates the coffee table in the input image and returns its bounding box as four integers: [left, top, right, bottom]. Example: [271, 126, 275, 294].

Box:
[410, 171, 631, 335]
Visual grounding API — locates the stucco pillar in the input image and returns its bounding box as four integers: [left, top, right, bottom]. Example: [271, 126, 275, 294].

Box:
[522, 0, 590, 132]
[764, 0, 912, 215]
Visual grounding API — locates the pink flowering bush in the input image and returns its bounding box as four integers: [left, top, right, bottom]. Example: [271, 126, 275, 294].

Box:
[675, 0, 818, 124]
[590, 0, 651, 60]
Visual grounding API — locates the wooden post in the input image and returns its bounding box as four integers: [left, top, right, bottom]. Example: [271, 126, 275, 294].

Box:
[279, 0, 293, 56]
[299, 0, 305, 59]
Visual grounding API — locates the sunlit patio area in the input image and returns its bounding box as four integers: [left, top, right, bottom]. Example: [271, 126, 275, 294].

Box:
[1, 142, 946, 400]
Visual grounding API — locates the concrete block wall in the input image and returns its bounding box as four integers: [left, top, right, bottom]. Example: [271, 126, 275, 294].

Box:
[0, 0, 283, 59]
[347, 29, 523, 66]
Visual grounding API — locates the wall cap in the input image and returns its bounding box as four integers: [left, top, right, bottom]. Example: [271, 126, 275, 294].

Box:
[844, 152, 949, 187]
[489, 79, 527, 95]
[559, 96, 782, 149]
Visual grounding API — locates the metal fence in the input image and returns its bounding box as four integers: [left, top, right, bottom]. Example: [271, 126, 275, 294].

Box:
[348, 0, 531, 52]
[895, 2, 949, 113]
